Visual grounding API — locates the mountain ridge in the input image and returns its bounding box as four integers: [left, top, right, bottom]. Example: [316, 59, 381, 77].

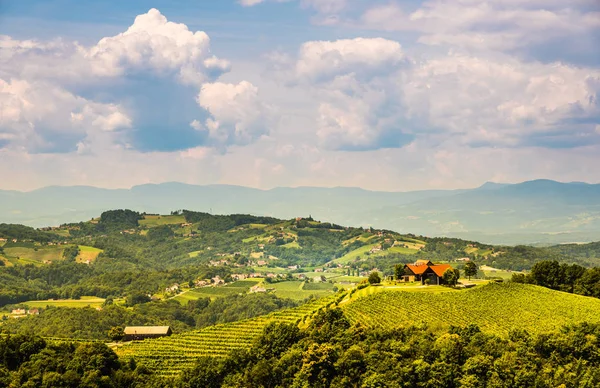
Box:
[1, 179, 599, 245]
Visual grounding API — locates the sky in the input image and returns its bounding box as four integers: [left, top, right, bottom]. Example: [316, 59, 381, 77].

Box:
[0, 0, 599, 192]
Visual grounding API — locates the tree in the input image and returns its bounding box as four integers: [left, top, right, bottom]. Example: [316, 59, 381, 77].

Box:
[108, 326, 125, 342]
[575, 268, 600, 298]
[442, 268, 460, 286]
[529, 260, 562, 289]
[126, 293, 151, 306]
[368, 272, 381, 285]
[464, 262, 477, 280]
[394, 264, 404, 281]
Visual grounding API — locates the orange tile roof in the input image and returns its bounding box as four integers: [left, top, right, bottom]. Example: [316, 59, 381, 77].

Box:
[405, 263, 429, 275]
[429, 264, 453, 277]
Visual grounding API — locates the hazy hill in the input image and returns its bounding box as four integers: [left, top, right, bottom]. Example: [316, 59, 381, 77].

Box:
[1, 179, 599, 244]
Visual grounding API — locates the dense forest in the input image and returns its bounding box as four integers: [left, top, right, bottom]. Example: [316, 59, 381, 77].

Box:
[2, 308, 600, 387]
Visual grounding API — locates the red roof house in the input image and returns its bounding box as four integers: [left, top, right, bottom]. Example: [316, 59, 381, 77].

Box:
[402, 261, 455, 285]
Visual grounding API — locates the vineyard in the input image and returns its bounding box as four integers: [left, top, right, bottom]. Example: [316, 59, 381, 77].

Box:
[115, 296, 336, 377]
[342, 282, 600, 335]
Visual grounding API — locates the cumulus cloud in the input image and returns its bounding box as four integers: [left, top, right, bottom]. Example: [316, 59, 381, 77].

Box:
[295, 37, 406, 82]
[0, 78, 131, 152]
[0, 9, 269, 154]
[196, 81, 270, 146]
[85, 8, 230, 85]
[403, 54, 600, 147]
[359, 1, 600, 64]
[274, 34, 600, 151]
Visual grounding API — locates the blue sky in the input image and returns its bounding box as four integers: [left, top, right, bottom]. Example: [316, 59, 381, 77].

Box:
[0, 0, 599, 191]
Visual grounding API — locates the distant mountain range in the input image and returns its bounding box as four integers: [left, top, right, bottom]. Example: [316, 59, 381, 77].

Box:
[1, 179, 599, 245]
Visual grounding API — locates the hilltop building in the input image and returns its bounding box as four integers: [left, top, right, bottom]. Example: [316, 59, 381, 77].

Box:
[123, 326, 172, 341]
[402, 260, 453, 285]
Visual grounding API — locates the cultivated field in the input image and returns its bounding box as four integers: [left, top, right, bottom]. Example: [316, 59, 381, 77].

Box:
[342, 283, 600, 335]
[114, 297, 336, 377]
[76, 245, 103, 263]
[2, 245, 66, 265]
[172, 280, 261, 304]
[20, 296, 107, 309]
[139, 215, 186, 226]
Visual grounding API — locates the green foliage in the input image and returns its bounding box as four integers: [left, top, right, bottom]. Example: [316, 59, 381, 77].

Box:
[367, 272, 381, 284]
[146, 225, 174, 240]
[108, 326, 125, 341]
[62, 245, 79, 261]
[513, 260, 597, 297]
[464, 261, 477, 280]
[98, 209, 142, 231]
[442, 268, 460, 286]
[175, 312, 600, 388]
[2, 294, 299, 340]
[0, 334, 141, 387]
[0, 223, 58, 242]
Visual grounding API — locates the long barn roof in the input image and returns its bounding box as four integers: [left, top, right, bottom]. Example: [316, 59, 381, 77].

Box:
[124, 326, 171, 335]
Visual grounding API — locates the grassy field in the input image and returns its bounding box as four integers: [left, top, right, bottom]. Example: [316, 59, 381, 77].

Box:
[139, 215, 186, 226]
[281, 241, 300, 248]
[255, 280, 337, 300]
[304, 282, 335, 291]
[19, 296, 106, 309]
[479, 265, 520, 280]
[333, 244, 379, 264]
[76, 245, 103, 263]
[2, 245, 67, 265]
[342, 283, 600, 335]
[172, 280, 262, 305]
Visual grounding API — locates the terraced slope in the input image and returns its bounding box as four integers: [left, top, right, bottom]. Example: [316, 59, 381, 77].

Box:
[342, 283, 600, 335]
[115, 297, 335, 377]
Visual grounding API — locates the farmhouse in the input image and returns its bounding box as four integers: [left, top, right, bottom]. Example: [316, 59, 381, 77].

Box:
[124, 326, 172, 341]
[250, 285, 267, 293]
[402, 260, 454, 285]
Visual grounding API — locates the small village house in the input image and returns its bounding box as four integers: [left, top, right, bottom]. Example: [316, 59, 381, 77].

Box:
[124, 326, 172, 341]
[11, 309, 26, 315]
[402, 260, 454, 285]
[250, 285, 267, 293]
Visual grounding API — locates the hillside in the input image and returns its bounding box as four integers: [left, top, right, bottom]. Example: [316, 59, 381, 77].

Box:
[1, 209, 598, 307]
[113, 297, 336, 377]
[2, 179, 600, 244]
[114, 283, 600, 377]
[342, 283, 600, 335]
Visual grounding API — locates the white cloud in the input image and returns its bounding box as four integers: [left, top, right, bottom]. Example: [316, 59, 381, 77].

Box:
[274, 34, 600, 151]
[0, 78, 131, 152]
[301, 0, 347, 14]
[239, 0, 347, 13]
[239, 0, 267, 5]
[403, 54, 600, 146]
[359, 1, 600, 57]
[86, 8, 229, 85]
[0, 9, 273, 154]
[196, 81, 270, 146]
[296, 37, 406, 82]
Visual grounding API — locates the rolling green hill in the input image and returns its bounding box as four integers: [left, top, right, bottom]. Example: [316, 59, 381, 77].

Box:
[114, 297, 336, 377]
[115, 283, 600, 377]
[341, 282, 600, 335]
